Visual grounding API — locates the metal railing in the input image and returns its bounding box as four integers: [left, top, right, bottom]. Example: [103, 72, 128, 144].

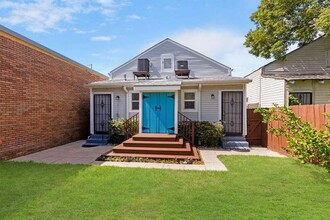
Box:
[124, 113, 139, 140]
[178, 112, 195, 145]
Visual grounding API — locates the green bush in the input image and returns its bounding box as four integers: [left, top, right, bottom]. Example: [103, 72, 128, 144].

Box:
[109, 118, 125, 144]
[195, 121, 224, 147]
[256, 105, 330, 172]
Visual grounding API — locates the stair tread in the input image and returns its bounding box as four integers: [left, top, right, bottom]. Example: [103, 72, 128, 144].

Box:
[113, 143, 190, 152]
[133, 133, 177, 138]
[124, 138, 183, 146]
[106, 146, 199, 160]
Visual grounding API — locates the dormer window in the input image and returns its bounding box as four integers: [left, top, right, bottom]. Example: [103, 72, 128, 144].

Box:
[161, 54, 174, 72]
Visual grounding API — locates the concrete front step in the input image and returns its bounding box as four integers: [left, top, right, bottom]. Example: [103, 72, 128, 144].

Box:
[82, 134, 109, 147]
[113, 142, 191, 155]
[223, 136, 246, 141]
[223, 141, 250, 152]
[132, 133, 177, 142]
[106, 146, 199, 160]
[123, 138, 183, 148]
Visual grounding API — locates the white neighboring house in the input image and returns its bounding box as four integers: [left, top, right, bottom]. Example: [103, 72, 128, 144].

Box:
[87, 38, 251, 139]
[246, 36, 330, 108]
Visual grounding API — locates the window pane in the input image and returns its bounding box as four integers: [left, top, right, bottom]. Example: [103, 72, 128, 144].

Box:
[164, 58, 172, 69]
[289, 92, 312, 105]
[132, 93, 139, 101]
[184, 92, 195, 100]
[184, 101, 195, 109]
[132, 102, 139, 110]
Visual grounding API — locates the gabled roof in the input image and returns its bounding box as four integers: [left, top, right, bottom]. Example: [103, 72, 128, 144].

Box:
[245, 36, 330, 80]
[110, 38, 233, 75]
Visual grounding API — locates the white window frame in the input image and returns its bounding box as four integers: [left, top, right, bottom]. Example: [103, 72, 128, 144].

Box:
[161, 54, 174, 72]
[181, 89, 198, 112]
[326, 50, 330, 67]
[129, 91, 140, 112]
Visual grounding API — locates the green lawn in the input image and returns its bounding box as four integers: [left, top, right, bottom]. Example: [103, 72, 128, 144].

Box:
[1, 156, 329, 220]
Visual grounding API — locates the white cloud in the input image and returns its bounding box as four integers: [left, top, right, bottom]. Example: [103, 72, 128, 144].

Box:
[172, 28, 271, 76]
[127, 14, 141, 20]
[0, 0, 128, 33]
[91, 35, 117, 41]
[72, 28, 95, 35]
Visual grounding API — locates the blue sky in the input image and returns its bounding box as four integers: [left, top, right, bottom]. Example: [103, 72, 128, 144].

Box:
[0, 0, 270, 76]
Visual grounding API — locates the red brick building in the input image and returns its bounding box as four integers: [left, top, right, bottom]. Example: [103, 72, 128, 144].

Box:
[0, 25, 107, 160]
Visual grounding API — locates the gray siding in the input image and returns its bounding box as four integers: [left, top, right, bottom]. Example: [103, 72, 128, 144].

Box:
[111, 40, 230, 80]
[264, 37, 330, 77]
[201, 88, 219, 122]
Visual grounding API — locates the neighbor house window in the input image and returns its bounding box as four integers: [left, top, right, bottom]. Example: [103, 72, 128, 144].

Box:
[289, 92, 312, 105]
[130, 92, 140, 111]
[161, 54, 174, 72]
[181, 90, 197, 112]
[327, 51, 330, 67]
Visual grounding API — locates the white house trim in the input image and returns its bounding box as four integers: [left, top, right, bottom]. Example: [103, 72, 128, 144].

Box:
[198, 84, 202, 121]
[181, 89, 199, 113]
[90, 91, 114, 134]
[134, 85, 181, 91]
[161, 53, 175, 72]
[218, 89, 247, 136]
[128, 90, 140, 113]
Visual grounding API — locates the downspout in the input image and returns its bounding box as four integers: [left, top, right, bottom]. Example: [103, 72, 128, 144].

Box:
[198, 83, 202, 121]
[123, 86, 129, 119]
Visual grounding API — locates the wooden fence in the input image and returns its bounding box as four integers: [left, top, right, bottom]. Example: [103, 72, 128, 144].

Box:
[247, 104, 330, 155]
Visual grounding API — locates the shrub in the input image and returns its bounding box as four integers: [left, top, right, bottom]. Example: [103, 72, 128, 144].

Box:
[109, 118, 125, 144]
[195, 121, 224, 147]
[256, 105, 330, 172]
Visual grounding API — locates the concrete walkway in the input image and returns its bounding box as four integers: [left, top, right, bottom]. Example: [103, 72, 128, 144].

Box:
[11, 140, 113, 165]
[11, 141, 285, 172]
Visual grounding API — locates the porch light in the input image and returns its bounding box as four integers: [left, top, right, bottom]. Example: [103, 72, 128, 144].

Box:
[211, 94, 215, 99]
[319, 80, 325, 84]
[116, 95, 120, 100]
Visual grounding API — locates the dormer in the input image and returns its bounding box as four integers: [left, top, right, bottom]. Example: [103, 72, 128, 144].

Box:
[133, 58, 150, 79]
[175, 60, 190, 78]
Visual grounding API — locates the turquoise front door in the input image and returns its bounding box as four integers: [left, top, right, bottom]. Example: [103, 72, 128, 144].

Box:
[142, 92, 175, 134]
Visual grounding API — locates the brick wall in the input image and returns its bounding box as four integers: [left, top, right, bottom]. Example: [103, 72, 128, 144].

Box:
[0, 34, 107, 160]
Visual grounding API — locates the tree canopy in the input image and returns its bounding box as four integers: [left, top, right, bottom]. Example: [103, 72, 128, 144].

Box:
[244, 0, 330, 59]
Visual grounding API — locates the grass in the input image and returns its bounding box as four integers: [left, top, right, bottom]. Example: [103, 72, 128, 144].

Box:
[1, 156, 329, 220]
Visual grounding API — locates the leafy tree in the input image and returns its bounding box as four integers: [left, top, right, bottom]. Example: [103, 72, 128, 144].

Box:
[245, 0, 330, 59]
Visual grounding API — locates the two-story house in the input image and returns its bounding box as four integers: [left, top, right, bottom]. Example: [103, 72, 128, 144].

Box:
[86, 38, 251, 155]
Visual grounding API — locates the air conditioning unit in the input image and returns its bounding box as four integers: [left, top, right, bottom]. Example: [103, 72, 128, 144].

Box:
[177, 60, 188, 70]
[137, 58, 150, 72]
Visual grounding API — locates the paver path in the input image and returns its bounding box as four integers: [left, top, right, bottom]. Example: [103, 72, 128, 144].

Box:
[12, 140, 113, 165]
[12, 141, 285, 171]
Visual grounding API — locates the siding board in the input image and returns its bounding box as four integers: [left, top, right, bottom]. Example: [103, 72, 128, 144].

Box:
[112, 40, 230, 80]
